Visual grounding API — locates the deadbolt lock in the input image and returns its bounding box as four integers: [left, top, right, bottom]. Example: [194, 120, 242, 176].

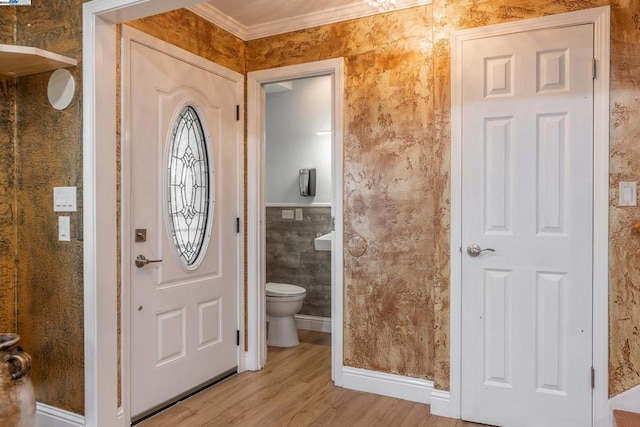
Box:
[135, 229, 147, 242]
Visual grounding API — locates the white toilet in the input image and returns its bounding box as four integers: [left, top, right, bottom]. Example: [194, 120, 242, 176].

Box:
[266, 282, 306, 347]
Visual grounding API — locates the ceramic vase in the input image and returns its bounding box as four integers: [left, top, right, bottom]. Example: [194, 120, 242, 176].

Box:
[0, 333, 35, 427]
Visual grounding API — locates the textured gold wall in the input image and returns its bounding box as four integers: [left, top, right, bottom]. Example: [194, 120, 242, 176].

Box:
[248, 0, 640, 396]
[0, 6, 14, 44]
[247, 7, 437, 379]
[602, 0, 640, 398]
[127, 9, 245, 75]
[0, 7, 16, 334]
[14, 0, 85, 414]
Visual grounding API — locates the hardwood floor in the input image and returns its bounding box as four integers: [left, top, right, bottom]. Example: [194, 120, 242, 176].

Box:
[614, 409, 640, 427]
[139, 330, 487, 427]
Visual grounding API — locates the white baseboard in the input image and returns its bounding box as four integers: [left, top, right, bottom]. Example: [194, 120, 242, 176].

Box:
[295, 314, 331, 333]
[609, 383, 640, 415]
[36, 403, 84, 427]
[342, 366, 433, 404]
[429, 389, 452, 418]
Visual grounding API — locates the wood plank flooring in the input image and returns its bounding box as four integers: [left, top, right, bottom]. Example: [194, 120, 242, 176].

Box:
[614, 409, 640, 427]
[139, 330, 487, 427]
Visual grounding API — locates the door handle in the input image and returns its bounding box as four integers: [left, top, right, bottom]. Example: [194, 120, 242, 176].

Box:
[467, 244, 495, 257]
[135, 254, 163, 268]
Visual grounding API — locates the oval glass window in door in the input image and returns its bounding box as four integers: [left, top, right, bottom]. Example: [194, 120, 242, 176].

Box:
[167, 105, 213, 267]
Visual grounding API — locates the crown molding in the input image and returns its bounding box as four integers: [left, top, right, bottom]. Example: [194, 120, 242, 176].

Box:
[187, 0, 431, 41]
[187, 3, 248, 39]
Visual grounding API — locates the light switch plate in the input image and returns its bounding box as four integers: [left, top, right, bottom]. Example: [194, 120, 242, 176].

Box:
[58, 216, 70, 241]
[54, 186, 77, 212]
[295, 208, 303, 221]
[619, 181, 637, 207]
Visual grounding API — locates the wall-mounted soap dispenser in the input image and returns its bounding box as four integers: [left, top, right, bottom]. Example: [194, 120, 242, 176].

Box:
[299, 168, 316, 197]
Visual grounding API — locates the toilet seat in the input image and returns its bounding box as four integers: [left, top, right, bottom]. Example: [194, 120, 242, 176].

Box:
[266, 282, 306, 297]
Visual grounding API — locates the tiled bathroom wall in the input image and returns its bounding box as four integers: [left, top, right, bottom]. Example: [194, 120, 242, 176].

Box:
[266, 206, 332, 318]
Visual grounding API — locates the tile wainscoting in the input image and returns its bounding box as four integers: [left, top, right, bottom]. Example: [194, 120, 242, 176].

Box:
[266, 205, 332, 318]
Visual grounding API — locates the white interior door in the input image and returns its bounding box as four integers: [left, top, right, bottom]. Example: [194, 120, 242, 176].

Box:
[124, 28, 242, 419]
[461, 24, 594, 427]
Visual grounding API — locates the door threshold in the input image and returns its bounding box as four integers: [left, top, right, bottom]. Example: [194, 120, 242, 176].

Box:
[131, 367, 237, 425]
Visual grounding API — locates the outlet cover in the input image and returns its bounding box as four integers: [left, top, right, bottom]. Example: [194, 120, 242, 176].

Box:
[282, 209, 294, 219]
[619, 182, 637, 207]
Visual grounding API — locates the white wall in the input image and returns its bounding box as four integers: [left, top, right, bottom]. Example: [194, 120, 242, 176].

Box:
[265, 75, 332, 204]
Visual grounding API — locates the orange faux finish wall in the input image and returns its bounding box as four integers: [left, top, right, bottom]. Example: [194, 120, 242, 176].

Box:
[0, 7, 16, 334]
[127, 9, 245, 75]
[15, 0, 86, 414]
[247, 6, 439, 381]
[248, 0, 640, 397]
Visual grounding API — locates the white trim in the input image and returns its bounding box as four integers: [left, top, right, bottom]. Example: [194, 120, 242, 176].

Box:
[295, 314, 331, 333]
[342, 367, 432, 405]
[591, 7, 612, 427]
[265, 202, 332, 208]
[235, 52, 247, 377]
[120, 23, 133, 427]
[450, 6, 610, 426]
[429, 389, 451, 417]
[83, 1, 226, 426]
[247, 58, 345, 385]
[187, 0, 432, 41]
[609, 383, 640, 416]
[83, 5, 119, 427]
[36, 403, 85, 427]
[246, 70, 267, 371]
[186, 3, 246, 39]
[331, 59, 345, 387]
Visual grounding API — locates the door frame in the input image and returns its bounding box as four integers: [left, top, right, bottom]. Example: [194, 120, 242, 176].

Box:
[83, 1, 233, 425]
[246, 58, 345, 385]
[449, 6, 610, 426]
[120, 25, 245, 422]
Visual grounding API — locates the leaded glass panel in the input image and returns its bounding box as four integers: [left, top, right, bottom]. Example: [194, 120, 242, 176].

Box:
[167, 105, 212, 267]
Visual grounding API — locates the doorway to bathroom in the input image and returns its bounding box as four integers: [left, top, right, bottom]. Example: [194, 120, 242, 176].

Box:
[247, 59, 344, 384]
[264, 75, 333, 343]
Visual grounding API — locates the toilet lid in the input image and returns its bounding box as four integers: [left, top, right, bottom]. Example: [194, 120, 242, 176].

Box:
[266, 282, 306, 297]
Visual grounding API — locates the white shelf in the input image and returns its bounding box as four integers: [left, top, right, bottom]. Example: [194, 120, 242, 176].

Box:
[0, 44, 77, 77]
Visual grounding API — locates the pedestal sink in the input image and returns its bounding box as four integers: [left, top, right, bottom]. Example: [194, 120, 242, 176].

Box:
[314, 232, 332, 251]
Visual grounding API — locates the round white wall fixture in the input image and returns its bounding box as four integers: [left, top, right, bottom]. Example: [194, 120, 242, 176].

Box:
[47, 69, 75, 110]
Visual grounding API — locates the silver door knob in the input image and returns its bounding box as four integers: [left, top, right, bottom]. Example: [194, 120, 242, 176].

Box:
[135, 254, 163, 268]
[467, 244, 495, 257]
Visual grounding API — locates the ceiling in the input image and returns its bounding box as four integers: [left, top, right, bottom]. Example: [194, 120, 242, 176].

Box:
[187, 0, 430, 41]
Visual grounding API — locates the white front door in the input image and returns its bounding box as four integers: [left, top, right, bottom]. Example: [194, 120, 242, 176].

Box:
[124, 28, 242, 419]
[461, 24, 594, 426]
